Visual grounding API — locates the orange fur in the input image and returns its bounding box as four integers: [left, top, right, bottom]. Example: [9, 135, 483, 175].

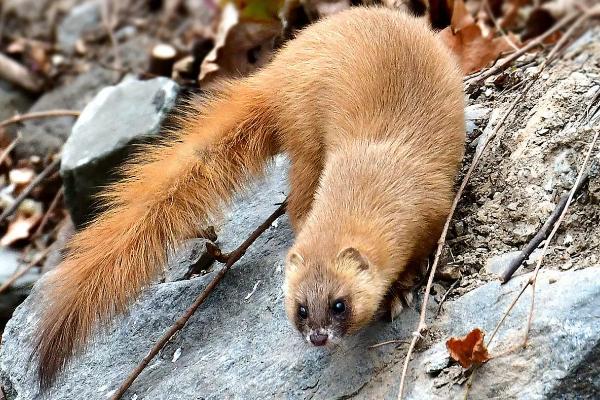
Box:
[34, 7, 464, 386]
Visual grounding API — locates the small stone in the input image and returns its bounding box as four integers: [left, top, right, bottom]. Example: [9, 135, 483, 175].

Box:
[537, 128, 549, 136]
[423, 344, 450, 375]
[60, 77, 179, 226]
[560, 260, 573, 270]
[485, 251, 521, 276]
[57, 2, 102, 52]
[454, 221, 465, 236]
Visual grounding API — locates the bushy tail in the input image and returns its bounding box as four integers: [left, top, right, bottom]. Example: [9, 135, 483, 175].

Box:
[34, 79, 278, 389]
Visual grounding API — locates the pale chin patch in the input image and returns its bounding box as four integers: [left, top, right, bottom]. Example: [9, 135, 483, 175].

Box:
[305, 328, 342, 347]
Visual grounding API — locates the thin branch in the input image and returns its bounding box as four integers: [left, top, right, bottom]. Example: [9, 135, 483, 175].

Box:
[0, 156, 61, 224]
[483, 0, 519, 52]
[0, 132, 21, 165]
[500, 175, 589, 283]
[486, 281, 529, 347]
[110, 201, 287, 400]
[32, 187, 64, 239]
[523, 126, 599, 346]
[435, 279, 461, 317]
[482, 5, 600, 350]
[368, 339, 409, 350]
[102, 0, 122, 75]
[0, 246, 51, 295]
[0, 110, 80, 129]
[465, 10, 580, 86]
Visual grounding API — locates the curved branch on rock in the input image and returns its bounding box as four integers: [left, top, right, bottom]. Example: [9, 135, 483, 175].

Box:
[110, 200, 287, 400]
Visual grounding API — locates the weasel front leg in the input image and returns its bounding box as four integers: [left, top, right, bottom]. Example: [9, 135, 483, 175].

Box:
[287, 154, 323, 232]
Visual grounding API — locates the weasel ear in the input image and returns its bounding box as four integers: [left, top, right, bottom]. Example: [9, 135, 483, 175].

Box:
[286, 251, 305, 273]
[337, 247, 369, 271]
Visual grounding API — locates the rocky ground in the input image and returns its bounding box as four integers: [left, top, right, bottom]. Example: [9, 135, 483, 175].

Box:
[0, 1, 599, 400]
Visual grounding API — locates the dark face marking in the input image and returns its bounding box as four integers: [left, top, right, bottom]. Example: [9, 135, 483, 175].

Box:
[292, 278, 353, 346]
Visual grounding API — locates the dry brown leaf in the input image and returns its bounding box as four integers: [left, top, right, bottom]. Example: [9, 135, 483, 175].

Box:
[1, 212, 42, 248]
[439, 22, 515, 74]
[199, 1, 283, 85]
[450, 0, 474, 32]
[446, 328, 491, 369]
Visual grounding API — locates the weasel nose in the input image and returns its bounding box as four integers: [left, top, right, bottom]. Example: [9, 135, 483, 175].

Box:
[309, 332, 328, 346]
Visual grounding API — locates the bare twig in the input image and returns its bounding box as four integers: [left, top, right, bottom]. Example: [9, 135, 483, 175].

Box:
[486, 281, 529, 347]
[0, 110, 80, 129]
[32, 187, 64, 239]
[0, 156, 61, 224]
[483, 0, 519, 52]
[110, 201, 287, 400]
[0, 132, 21, 165]
[465, 10, 580, 86]
[0, 246, 51, 295]
[500, 175, 589, 283]
[523, 126, 599, 346]
[435, 279, 461, 317]
[0, 53, 44, 92]
[369, 339, 409, 349]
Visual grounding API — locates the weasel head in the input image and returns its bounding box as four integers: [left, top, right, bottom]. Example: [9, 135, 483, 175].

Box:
[284, 246, 383, 347]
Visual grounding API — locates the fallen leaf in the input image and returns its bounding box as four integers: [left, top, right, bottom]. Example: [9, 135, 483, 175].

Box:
[1, 199, 43, 247]
[446, 328, 491, 369]
[450, 0, 474, 32]
[439, 22, 515, 74]
[199, 0, 283, 85]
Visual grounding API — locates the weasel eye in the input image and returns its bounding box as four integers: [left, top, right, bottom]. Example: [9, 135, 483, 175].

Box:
[332, 300, 346, 314]
[298, 305, 308, 320]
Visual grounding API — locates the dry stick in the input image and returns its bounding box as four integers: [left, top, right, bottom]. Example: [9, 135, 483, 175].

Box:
[435, 279, 461, 317]
[0, 133, 21, 165]
[465, 10, 580, 86]
[369, 339, 410, 350]
[0, 246, 51, 295]
[102, 0, 122, 73]
[523, 126, 600, 346]
[0, 157, 61, 224]
[32, 187, 64, 239]
[500, 175, 589, 283]
[483, 5, 600, 350]
[0, 110, 80, 129]
[110, 201, 287, 400]
[483, 0, 519, 52]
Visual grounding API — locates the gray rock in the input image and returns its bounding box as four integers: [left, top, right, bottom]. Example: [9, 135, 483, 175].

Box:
[57, 1, 102, 52]
[164, 239, 214, 282]
[60, 77, 179, 226]
[404, 267, 600, 400]
[0, 81, 34, 122]
[15, 66, 115, 157]
[0, 249, 39, 330]
[484, 251, 520, 276]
